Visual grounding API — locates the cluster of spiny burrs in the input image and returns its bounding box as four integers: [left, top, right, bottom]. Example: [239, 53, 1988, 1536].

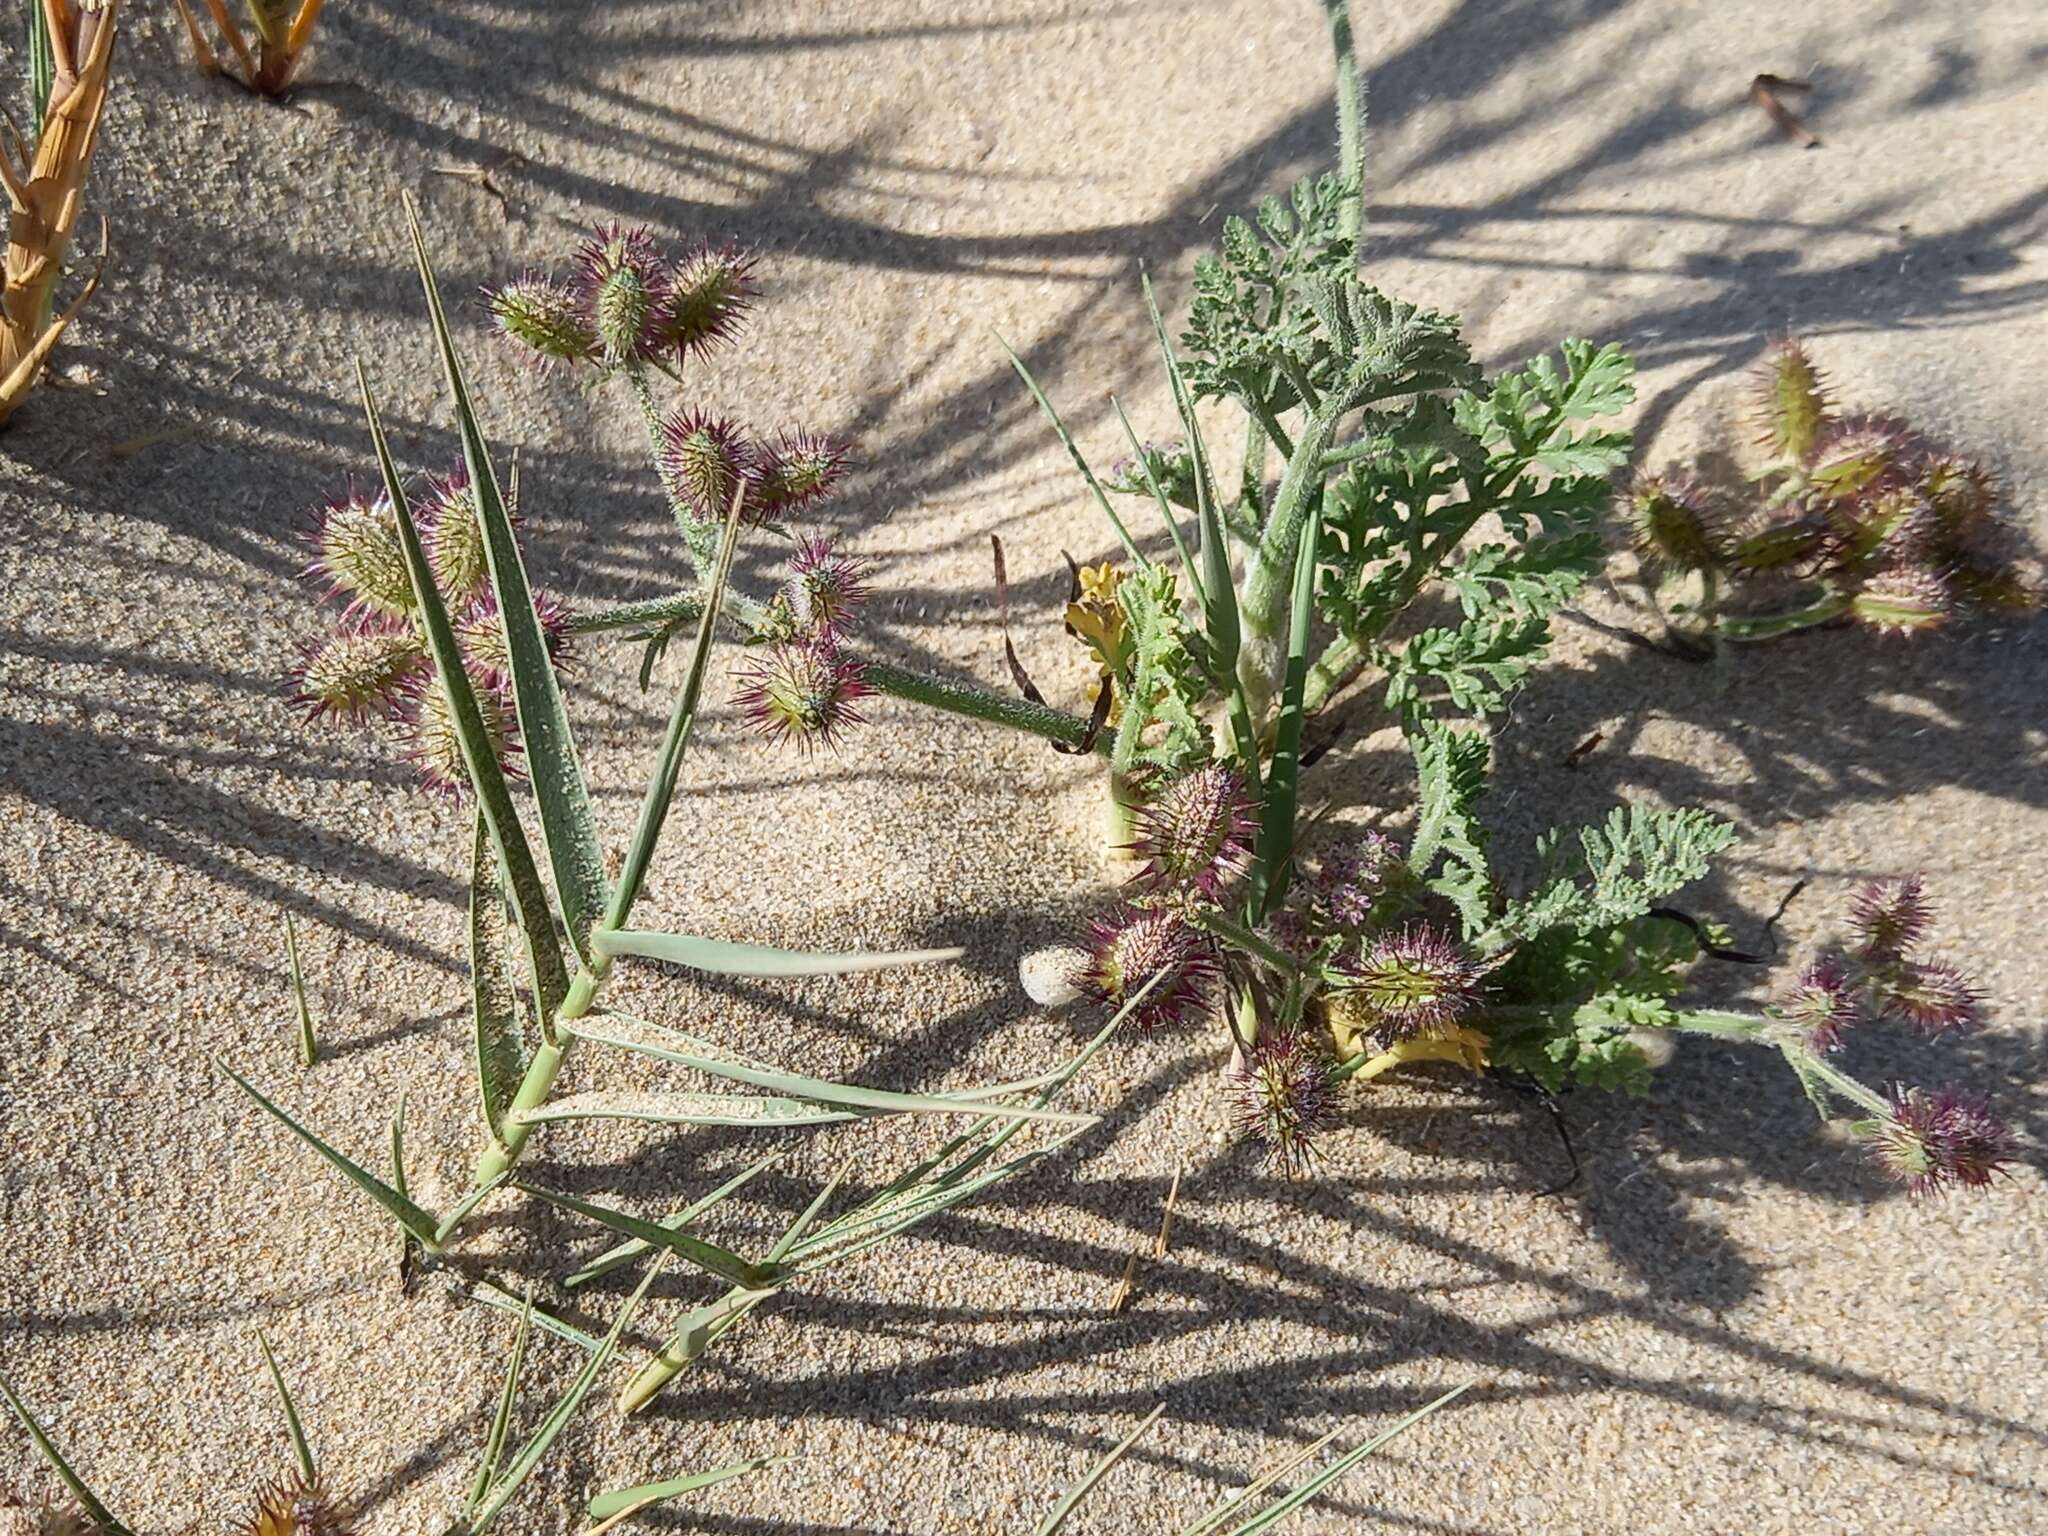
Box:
[489, 225, 872, 753]
[1770, 876, 2016, 1195]
[287, 468, 571, 798]
[1624, 339, 2036, 639]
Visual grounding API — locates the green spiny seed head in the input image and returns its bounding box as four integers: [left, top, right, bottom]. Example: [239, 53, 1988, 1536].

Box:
[1840, 485, 1936, 566]
[486, 273, 597, 367]
[289, 623, 425, 722]
[422, 467, 494, 602]
[576, 225, 667, 363]
[1808, 416, 1910, 501]
[1624, 471, 1723, 575]
[1726, 514, 1826, 575]
[1751, 339, 1829, 462]
[1920, 454, 1998, 534]
[306, 486, 414, 618]
[1850, 566, 1950, 634]
[656, 242, 757, 363]
[658, 409, 757, 523]
[755, 430, 849, 519]
[1947, 558, 2038, 616]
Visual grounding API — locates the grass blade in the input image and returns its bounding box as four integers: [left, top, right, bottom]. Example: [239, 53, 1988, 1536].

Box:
[471, 1278, 601, 1355]
[999, 335, 1147, 566]
[405, 196, 609, 962]
[469, 810, 525, 1146]
[465, 1289, 532, 1518]
[509, 1091, 859, 1130]
[1035, 1404, 1166, 1535]
[222, 1060, 443, 1250]
[564, 1151, 782, 1289]
[255, 1332, 317, 1487]
[590, 928, 961, 978]
[1109, 394, 1201, 599]
[514, 1184, 780, 1290]
[586, 1459, 781, 1524]
[468, 1257, 668, 1535]
[0, 1375, 132, 1536]
[563, 1014, 1089, 1124]
[1208, 1383, 1473, 1533]
[282, 913, 317, 1068]
[356, 363, 571, 1022]
[1248, 511, 1318, 920]
[608, 485, 746, 929]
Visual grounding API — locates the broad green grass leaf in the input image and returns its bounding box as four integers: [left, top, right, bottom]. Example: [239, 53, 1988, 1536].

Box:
[282, 913, 316, 1068]
[256, 1332, 316, 1486]
[585, 1459, 781, 1523]
[564, 1151, 781, 1289]
[509, 1091, 859, 1130]
[563, 1014, 1089, 1125]
[1034, 1405, 1166, 1535]
[590, 927, 962, 978]
[222, 1060, 442, 1250]
[0, 1375, 132, 1536]
[469, 811, 524, 1145]
[405, 198, 610, 962]
[513, 1184, 781, 1289]
[356, 364, 570, 1020]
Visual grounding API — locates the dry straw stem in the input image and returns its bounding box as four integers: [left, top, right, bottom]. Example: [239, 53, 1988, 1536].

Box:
[172, 0, 326, 96]
[0, 0, 115, 425]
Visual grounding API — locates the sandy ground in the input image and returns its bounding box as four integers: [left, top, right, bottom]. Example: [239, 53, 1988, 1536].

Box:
[3, 2, 2046, 1532]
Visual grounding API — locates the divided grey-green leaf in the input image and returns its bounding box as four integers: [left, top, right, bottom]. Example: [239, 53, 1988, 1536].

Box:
[509, 1090, 859, 1130]
[405, 197, 610, 965]
[356, 363, 571, 1021]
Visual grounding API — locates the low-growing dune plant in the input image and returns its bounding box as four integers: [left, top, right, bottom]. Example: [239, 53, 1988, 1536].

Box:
[555, 0, 2020, 1193]
[0, 1297, 773, 1535]
[169, 0, 324, 96]
[245, 200, 1126, 1414]
[1, 0, 115, 425]
[1618, 338, 2037, 652]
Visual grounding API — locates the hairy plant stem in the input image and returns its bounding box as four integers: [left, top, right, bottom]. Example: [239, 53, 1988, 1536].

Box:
[1714, 588, 1852, 642]
[574, 592, 1110, 755]
[1238, 403, 1346, 718]
[1324, 0, 1365, 244]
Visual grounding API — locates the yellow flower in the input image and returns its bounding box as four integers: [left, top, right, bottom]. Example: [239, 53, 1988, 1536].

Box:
[1327, 991, 1489, 1080]
[1064, 562, 1134, 722]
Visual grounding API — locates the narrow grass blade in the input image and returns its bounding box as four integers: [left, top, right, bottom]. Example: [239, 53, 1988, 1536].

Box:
[999, 335, 1146, 566]
[406, 196, 609, 961]
[222, 1061, 442, 1251]
[469, 810, 525, 1146]
[1248, 513, 1318, 920]
[586, 1459, 781, 1524]
[591, 927, 962, 979]
[514, 1184, 780, 1290]
[256, 1332, 316, 1487]
[468, 1258, 668, 1535]
[564, 1151, 782, 1290]
[0, 1375, 132, 1536]
[1203, 1383, 1474, 1534]
[608, 486, 746, 929]
[356, 364, 570, 1021]
[508, 1091, 859, 1130]
[465, 1289, 532, 1518]
[434, 1176, 510, 1247]
[472, 1278, 601, 1355]
[1109, 394, 1200, 598]
[1176, 1428, 1345, 1536]
[282, 913, 317, 1068]
[564, 1014, 1089, 1125]
[1035, 1404, 1166, 1535]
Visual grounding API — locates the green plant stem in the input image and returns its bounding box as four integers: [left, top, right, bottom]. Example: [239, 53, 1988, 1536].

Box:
[1324, 0, 1365, 244]
[1193, 910, 1303, 977]
[575, 595, 1110, 755]
[1713, 589, 1852, 642]
[1301, 632, 1365, 715]
[1238, 403, 1346, 716]
[627, 367, 719, 574]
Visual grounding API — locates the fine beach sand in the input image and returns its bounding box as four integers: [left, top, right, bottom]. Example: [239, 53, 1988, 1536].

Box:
[3, 3, 2046, 1532]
